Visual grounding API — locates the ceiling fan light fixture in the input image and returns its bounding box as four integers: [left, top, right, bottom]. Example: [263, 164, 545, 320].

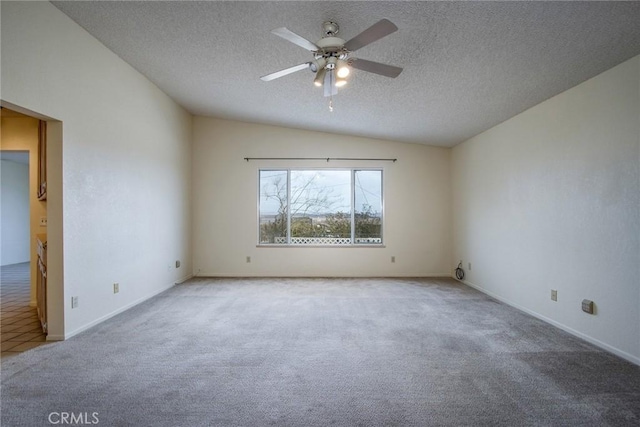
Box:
[335, 78, 347, 87]
[336, 59, 350, 78]
[326, 56, 337, 69]
[314, 68, 326, 87]
[309, 57, 327, 73]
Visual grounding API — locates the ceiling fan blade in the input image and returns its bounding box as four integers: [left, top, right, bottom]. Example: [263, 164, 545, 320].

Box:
[350, 58, 403, 78]
[324, 69, 337, 97]
[271, 27, 319, 51]
[260, 63, 310, 81]
[344, 19, 398, 52]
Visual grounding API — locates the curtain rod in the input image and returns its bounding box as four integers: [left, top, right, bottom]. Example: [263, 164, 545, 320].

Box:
[244, 157, 397, 162]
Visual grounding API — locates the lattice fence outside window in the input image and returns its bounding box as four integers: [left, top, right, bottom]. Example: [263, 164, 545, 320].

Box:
[274, 237, 353, 245]
[354, 238, 382, 244]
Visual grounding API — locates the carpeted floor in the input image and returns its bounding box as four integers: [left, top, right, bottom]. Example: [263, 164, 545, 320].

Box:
[1, 277, 639, 426]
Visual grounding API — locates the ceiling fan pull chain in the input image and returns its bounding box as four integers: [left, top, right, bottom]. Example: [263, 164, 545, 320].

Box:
[329, 96, 334, 112]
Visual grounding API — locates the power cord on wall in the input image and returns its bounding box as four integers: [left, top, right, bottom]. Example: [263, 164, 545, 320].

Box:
[455, 262, 465, 281]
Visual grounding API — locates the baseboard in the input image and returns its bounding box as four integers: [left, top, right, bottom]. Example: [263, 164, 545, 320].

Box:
[175, 273, 193, 284]
[63, 279, 178, 340]
[456, 277, 640, 367]
[193, 273, 453, 278]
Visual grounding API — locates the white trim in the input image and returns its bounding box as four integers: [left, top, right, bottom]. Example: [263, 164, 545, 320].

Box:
[456, 277, 640, 367]
[62, 274, 193, 340]
[193, 273, 453, 279]
[257, 244, 386, 248]
[175, 274, 194, 285]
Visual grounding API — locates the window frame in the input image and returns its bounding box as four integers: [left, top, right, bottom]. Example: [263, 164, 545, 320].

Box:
[257, 167, 385, 247]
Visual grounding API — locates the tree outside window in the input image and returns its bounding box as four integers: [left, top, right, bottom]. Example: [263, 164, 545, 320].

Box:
[259, 169, 382, 245]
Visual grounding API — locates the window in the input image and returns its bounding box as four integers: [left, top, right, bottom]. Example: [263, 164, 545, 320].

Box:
[259, 169, 383, 245]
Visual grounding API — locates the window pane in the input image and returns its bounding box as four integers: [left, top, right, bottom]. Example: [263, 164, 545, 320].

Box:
[290, 170, 351, 245]
[354, 170, 382, 244]
[259, 170, 288, 244]
[258, 169, 383, 246]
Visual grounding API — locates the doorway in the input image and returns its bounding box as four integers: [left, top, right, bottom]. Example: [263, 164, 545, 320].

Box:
[1, 103, 63, 343]
[0, 109, 50, 358]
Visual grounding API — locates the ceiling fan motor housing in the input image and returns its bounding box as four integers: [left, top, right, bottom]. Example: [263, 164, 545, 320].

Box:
[315, 37, 346, 52]
[313, 37, 349, 72]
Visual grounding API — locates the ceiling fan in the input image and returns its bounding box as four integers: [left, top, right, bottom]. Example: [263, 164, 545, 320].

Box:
[260, 19, 403, 98]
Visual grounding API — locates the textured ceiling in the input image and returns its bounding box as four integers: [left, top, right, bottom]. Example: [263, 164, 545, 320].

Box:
[51, 1, 640, 147]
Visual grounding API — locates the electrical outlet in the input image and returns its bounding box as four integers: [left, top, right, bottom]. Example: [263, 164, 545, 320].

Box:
[246, 256, 251, 263]
[391, 256, 396, 263]
[175, 260, 181, 268]
[40, 217, 47, 226]
[71, 296, 79, 308]
[551, 289, 557, 301]
[113, 283, 119, 294]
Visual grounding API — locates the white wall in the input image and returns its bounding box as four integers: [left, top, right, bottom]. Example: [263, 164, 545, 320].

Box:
[452, 56, 640, 364]
[193, 117, 451, 277]
[1, 1, 193, 339]
[1, 159, 30, 266]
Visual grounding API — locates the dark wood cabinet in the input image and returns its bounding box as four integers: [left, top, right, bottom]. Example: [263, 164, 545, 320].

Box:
[37, 120, 47, 200]
[37, 234, 48, 334]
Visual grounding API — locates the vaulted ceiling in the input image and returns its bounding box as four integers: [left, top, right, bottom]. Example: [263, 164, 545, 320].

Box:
[52, 1, 640, 147]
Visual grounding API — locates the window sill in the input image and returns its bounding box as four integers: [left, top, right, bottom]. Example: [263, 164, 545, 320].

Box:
[257, 244, 386, 248]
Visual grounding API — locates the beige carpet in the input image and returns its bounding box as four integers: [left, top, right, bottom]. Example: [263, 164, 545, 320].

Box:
[2, 277, 639, 426]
